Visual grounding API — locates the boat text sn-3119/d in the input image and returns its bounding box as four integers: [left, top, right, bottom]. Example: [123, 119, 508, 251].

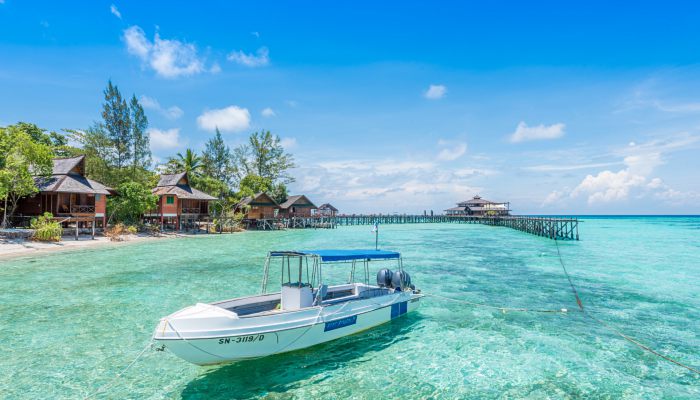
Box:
[153, 249, 423, 365]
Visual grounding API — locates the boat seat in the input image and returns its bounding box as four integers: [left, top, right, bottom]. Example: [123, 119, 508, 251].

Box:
[322, 293, 360, 305]
[228, 299, 280, 316]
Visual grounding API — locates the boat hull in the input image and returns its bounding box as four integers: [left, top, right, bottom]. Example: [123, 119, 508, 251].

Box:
[155, 293, 422, 365]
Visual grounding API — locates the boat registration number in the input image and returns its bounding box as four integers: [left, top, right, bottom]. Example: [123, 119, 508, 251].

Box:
[218, 334, 265, 345]
[324, 315, 357, 332]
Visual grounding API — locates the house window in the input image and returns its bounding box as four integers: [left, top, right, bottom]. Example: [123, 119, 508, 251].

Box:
[95, 194, 101, 201]
[166, 196, 174, 204]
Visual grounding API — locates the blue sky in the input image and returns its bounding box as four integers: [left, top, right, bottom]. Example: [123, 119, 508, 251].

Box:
[1, 1, 700, 214]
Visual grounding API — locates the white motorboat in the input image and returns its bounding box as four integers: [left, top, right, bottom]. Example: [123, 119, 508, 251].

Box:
[153, 249, 423, 365]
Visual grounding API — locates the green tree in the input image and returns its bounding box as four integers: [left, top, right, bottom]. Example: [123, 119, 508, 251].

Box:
[269, 183, 288, 204]
[233, 130, 295, 184]
[0, 125, 53, 227]
[101, 81, 132, 169]
[107, 181, 158, 225]
[129, 95, 151, 171]
[167, 149, 203, 176]
[237, 174, 273, 199]
[202, 128, 233, 187]
[67, 126, 119, 186]
[10, 122, 67, 148]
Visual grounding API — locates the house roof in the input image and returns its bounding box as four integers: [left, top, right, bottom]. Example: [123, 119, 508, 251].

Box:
[279, 195, 317, 209]
[51, 156, 84, 175]
[35, 174, 112, 195]
[445, 206, 466, 211]
[318, 203, 338, 211]
[157, 172, 187, 187]
[153, 185, 217, 200]
[153, 172, 216, 201]
[457, 195, 495, 206]
[34, 155, 112, 195]
[238, 192, 279, 207]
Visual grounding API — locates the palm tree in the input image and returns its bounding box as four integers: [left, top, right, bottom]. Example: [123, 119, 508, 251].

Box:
[170, 148, 203, 175]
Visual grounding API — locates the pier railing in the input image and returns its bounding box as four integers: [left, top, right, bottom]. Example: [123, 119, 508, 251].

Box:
[246, 214, 579, 240]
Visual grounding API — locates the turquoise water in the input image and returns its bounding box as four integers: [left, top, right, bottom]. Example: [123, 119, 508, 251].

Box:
[1, 218, 699, 399]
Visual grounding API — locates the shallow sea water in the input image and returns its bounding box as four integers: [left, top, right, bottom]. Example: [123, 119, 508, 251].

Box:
[1, 217, 699, 399]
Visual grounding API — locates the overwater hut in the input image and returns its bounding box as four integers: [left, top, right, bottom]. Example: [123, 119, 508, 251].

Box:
[235, 192, 279, 220]
[145, 172, 217, 230]
[445, 195, 510, 217]
[317, 203, 339, 217]
[278, 195, 317, 218]
[16, 155, 112, 227]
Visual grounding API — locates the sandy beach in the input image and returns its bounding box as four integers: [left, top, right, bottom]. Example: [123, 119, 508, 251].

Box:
[0, 232, 209, 260]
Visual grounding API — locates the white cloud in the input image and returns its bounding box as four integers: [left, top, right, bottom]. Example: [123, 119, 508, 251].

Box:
[453, 168, 497, 177]
[140, 95, 183, 120]
[251, 31, 260, 38]
[261, 107, 276, 118]
[424, 84, 447, 99]
[280, 137, 297, 149]
[197, 106, 251, 132]
[524, 161, 623, 172]
[436, 141, 467, 161]
[110, 4, 121, 19]
[123, 25, 206, 78]
[509, 121, 565, 143]
[227, 47, 270, 67]
[542, 190, 565, 206]
[568, 134, 699, 204]
[571, 169, 647, 203]
[291, 156, 488, 213]
[210, 63, 222, 74]
[148, 128, 182, 151]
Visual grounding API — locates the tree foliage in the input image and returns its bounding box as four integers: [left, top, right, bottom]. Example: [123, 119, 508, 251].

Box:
[202, 128, 234, 188]
[130, 94, 151, 171]
[102, 80, 132, 169]
[234, 131, 295, 184]
[165, 149, 203, 176]
[107, 181, 158, 225]
[0, 125, 54, 227]
[90, 81, 153, 185]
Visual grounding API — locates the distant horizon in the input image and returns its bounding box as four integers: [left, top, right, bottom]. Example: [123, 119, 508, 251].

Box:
[1, 1, 699, 214]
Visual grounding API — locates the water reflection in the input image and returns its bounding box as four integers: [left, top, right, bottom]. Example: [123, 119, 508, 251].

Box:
[181, 315, 420, 399]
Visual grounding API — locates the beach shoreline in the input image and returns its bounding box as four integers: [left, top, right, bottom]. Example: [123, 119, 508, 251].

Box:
[0, 232, 222, 261]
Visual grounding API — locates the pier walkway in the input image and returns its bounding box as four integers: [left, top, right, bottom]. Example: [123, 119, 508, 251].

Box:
[248, 215, 579, 240]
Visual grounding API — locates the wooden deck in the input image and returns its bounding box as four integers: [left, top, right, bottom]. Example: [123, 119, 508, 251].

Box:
[246, 215, 579, 240]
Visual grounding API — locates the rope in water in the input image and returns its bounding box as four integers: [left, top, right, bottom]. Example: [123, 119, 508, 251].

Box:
[83, 339, 154, 399]
[553, 239, 700, 376]
[425, 293, 571, 314]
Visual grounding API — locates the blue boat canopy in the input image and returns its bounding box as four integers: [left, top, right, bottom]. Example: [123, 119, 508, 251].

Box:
[269, 249, 400, 262]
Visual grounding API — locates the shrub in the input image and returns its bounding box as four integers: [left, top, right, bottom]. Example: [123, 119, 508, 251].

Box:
[30, 212, 62, 242]
[107, 181, 158, 225]
[105, 223, 139, 241]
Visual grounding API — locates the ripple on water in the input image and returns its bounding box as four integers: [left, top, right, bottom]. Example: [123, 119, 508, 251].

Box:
[0, 219, 699, 399]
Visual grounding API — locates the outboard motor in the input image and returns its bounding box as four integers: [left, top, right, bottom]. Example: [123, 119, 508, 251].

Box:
[376, 268, 393, 287]
[391, 270, 411, 290]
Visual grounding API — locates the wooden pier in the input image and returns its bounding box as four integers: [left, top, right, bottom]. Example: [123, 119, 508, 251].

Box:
[246, 215, 579, 240]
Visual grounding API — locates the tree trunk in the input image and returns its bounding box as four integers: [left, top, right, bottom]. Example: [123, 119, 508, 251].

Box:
[1, 196, 8, 229]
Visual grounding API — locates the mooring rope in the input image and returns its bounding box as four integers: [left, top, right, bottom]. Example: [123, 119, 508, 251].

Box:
[425, 293, 570, 314]
[83, 339, 154, 399]
[553, 239, 700, 376]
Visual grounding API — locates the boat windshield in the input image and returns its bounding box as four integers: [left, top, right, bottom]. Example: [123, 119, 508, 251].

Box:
[261, 249, 403, 293]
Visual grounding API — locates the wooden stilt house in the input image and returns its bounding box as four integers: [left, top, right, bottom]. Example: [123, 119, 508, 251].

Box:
[278, 195, 317, 218]
[146, 172, 217, 231]
[235, 192, 279, 220]
[16, 155, 112, 227]
[317, 203, 339, 217]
